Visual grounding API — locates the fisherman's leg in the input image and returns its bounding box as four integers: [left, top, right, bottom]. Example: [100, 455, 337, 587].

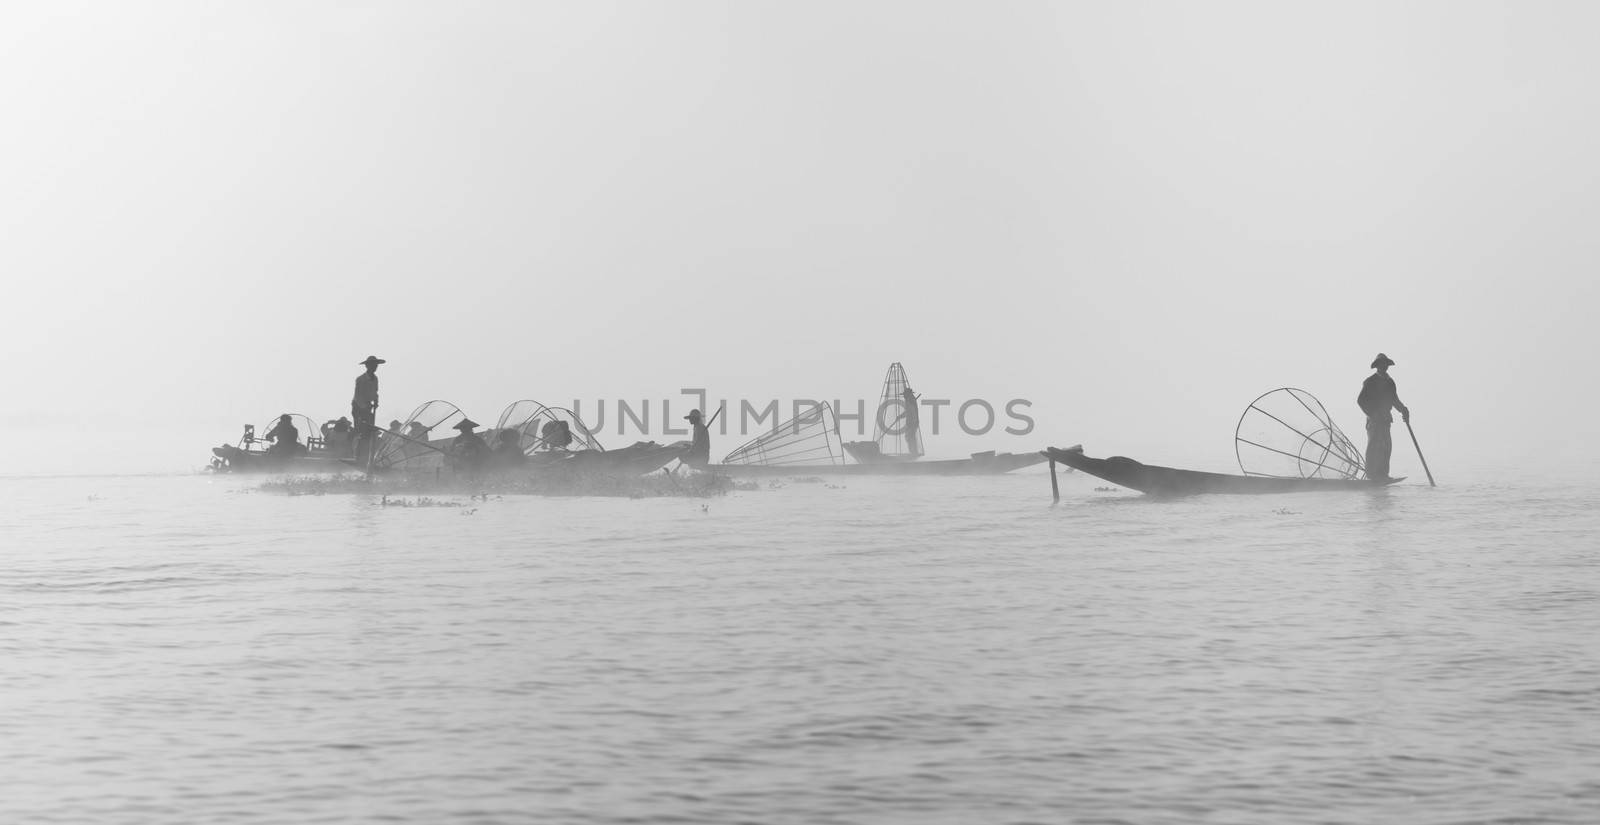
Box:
[353, 409, 376, 462]
[1364, 418, 1386, 480]
[1365, 418, 1392, 480]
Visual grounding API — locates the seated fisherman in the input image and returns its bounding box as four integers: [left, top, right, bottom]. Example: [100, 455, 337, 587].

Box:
[492, 429, 526, 467]
[450, 419, 491, 470]
[540, 419, 575, 451]
[264, 414, 303, 457]
[683, 409, 710, 468]
[328, 417, 355, 457]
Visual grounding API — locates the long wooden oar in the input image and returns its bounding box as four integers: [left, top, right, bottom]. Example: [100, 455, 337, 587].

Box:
[1404, 420, 1436, 487]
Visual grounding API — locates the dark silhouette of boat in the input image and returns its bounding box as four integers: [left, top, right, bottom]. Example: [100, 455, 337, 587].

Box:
[209, 414, 354, 473]
[1044, 445, 1401, 496]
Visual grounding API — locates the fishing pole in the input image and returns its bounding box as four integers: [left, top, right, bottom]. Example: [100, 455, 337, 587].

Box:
[1405, 419, 1437, 487]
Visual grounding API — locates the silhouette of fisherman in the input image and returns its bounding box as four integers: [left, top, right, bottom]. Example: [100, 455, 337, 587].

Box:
[684, 409, 711, 468]
[540, 419, 574, 451]
[352, 355, 385, 461]
[899, 386, 923, 457]
[264, 414, 302, 457]
[491, 429, 526, 467]
[320, 416, 354, 457]
[1357, 353, 1411, 481]
[450, 418, 490, 472]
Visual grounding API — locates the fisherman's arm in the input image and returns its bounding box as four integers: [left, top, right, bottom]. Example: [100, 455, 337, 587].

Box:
[1394, 388, 1410, 423]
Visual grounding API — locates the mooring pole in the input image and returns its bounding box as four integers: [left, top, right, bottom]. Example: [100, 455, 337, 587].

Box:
[1049, 457, 1060, 504]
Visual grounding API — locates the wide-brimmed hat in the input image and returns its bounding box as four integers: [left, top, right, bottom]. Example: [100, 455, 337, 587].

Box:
[453, 419, 479, 431]
[1371, 353, 1395, 368]
[684, 409, 703, 421]
[359, 355, 386, 366]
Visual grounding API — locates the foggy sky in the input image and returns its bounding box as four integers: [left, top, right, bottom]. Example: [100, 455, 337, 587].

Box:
[3, 2, 1597, 478]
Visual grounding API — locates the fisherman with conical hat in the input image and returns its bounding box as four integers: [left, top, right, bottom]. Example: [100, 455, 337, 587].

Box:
[352, 355, 385, 462]
[1357, 353, 1411, 481]
[684, 409, 710, 468]
[450, 418, 491, 472]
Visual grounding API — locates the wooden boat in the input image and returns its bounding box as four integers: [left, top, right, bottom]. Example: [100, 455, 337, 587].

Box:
[708, 449, 1045, 477]
[1044, 445, 1401, 496]
[209, 413, 356, 473]
[493, 401, 687, 477]
[210, 444, 353, 473]
[561, 441, 690, 476]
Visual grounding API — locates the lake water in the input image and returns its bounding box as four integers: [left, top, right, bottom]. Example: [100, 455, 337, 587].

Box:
[4, 467, 1598, 824]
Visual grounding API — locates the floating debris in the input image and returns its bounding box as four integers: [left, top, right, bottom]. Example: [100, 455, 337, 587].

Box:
[379, 496, 465, 508]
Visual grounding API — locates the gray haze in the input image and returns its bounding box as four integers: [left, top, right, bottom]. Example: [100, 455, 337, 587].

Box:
[3, 2, 1597, 476]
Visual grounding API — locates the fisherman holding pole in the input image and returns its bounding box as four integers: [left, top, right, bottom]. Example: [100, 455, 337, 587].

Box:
[352, 355, 385, 462]
[683, 406, 723, 468]
[684, 408, 712, 468]
[1357, 353, 1410, 482]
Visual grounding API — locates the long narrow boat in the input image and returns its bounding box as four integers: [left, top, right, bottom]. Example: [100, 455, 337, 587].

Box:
[709, 449, 1045, 477]
[495, 401, 687, 477]
[1043, 445, 1400, 496]
[563, 441, 690, 476]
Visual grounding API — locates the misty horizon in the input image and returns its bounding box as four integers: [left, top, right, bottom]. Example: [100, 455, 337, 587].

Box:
[4, 2, 1597, 478]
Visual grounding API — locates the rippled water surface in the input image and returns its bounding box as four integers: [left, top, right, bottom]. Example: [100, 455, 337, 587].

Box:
[4, 469, 1599, 824]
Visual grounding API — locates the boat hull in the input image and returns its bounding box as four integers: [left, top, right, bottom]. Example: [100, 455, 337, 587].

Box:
[565, 443, 690, 477]
[707, 451, 1046, 477]
[211, 445, 356, 474]
[1044, 446, 1401, 496]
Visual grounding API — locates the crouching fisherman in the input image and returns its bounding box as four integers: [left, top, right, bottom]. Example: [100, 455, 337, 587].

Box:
[449, 419, 491, 473]
[492, 429, 526, 469]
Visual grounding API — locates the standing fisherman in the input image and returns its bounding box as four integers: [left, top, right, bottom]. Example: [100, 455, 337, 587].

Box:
[900, 386, 923, 457]
[684, 409, 711, 468]
[353, 355, 385, 461]
[1357, 353, 1411, 481]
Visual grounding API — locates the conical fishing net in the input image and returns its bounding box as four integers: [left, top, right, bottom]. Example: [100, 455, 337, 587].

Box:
[869, 362, 922, 459]
[1235, 388, 1365, 479]
[370, 400, 466, 472]
[722, 402, 843, 466]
